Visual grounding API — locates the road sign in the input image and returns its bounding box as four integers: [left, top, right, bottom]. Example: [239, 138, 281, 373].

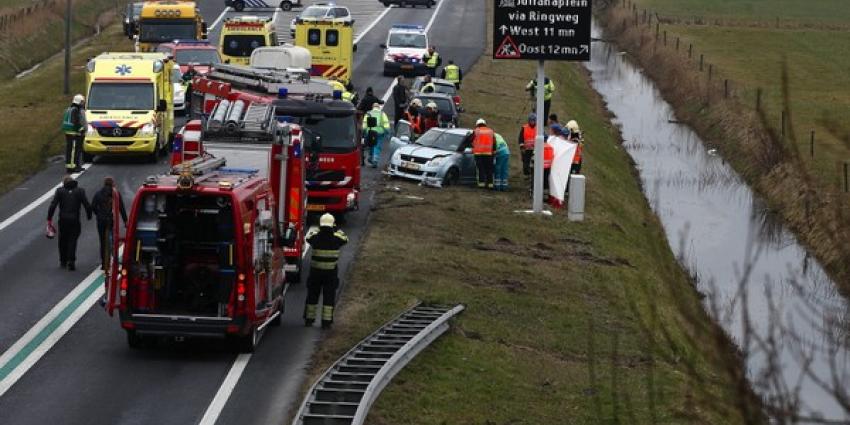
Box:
[493, 0, 592, 61]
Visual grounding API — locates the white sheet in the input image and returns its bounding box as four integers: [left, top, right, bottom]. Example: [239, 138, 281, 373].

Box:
[547, 135, 578, 207]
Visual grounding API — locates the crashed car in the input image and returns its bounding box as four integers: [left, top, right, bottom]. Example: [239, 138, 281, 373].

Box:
[386, 123, 477, 187]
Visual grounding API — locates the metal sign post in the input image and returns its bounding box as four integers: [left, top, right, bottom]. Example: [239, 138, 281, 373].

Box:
[493, 0, 592, 213]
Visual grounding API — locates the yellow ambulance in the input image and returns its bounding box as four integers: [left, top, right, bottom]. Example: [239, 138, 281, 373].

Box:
[83, 52, 175, 162]
[219, 16, 278, 66]
[294, 20, 354, 85]
[136, 1, 207, 52]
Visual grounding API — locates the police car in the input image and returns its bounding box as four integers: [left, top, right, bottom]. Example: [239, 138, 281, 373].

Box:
[225, 0, 301, 12]
[381, 24, 429, 77]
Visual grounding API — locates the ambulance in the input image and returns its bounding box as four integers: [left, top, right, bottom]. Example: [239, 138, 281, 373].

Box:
[83, 52, 175, 162]
[136, 1, 207, 52]
[219, 16, 278, 66]
[294, 19, 354, 85]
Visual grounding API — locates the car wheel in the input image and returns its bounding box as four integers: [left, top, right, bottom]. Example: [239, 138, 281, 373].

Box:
[426, 1, 431, 8]
[382, 1, 390, 6]
[443, 167, 460, 186]
[279, 1, 292, 11]
[399, 1, 406, 7]
[232, 1, 245, 11]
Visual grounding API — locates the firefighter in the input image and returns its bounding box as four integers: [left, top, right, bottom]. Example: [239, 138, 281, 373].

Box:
[421, 101, 440, 133]
[420, 75, 436, 93]
[91, 177, 127, 271]
[61, 94, 86, 173]
[494, 132, 510, 191]
[440, 59, 462, 89]
[517, 113, 537, 177]
[303, 213, 348, 329]
[566, 120, 583, 175]
[471, 118, 496, 189]
[423, 45, 441, 77]
[391, 75, 408, 125]
[526, 77, 556, 120]
[362, 103, 391, 168]
[47, 175, 92, 271]
[405, 98, 423, 136]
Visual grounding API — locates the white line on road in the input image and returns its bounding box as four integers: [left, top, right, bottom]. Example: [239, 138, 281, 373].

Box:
[0, 163, 91, 233]
[198, 354, 252, 425]
[209, 7, 232, 30]
[353, 5, 393, 45]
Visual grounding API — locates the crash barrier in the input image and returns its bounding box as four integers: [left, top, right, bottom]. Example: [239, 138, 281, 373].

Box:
[568, 175, 585, 222]
[292, 303, 465, 425]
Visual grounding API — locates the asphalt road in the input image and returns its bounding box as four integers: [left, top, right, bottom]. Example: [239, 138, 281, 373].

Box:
[0, 1, 484, 424]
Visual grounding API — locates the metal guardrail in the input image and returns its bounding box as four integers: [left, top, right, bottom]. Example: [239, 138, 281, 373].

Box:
[292, 303, 465, 425]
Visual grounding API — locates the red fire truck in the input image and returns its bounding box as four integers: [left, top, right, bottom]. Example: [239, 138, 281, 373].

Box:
[191, 61, 361, 220]
[105, 103, 310, 352]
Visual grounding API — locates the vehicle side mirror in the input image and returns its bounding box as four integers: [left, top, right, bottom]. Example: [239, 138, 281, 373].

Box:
[157, 99, 167, 112]
[379, 43, 387, 49]
[400, 135, 410, 143]
[353, 43, 358, 52]
[201, 22, 208, 35]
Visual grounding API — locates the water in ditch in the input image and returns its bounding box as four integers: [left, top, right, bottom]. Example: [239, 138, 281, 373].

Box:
[587, 25, 849, 422]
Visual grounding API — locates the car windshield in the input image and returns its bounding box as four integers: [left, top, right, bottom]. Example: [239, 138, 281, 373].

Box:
[301, 7, 329, 18]
[415, 130, 466, 151]
[88, 83, 154, 110]
[222, 35, 266, 57]
[434, 84, 456, 95]
[301, 115, 357, 152]
[417, 97, 454, 115]
[138, 20, 196, 42]
[389, 33, 426, 48]
[175, 49, 220, 64]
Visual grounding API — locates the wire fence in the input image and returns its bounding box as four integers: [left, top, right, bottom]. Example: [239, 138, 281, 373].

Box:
[0, 0, 61, 33]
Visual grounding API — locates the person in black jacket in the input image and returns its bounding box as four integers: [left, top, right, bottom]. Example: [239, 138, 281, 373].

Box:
[356, 86, 382, 115]
[48, 176, 92, 271]
[91, 177, 127, 270]
[391, 76, 408, 126]
[303, 213, 348, 329]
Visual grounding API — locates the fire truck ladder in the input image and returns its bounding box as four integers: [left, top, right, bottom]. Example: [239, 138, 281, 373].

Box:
[206, 101, 276, 140]
[291, 303, 465, 425]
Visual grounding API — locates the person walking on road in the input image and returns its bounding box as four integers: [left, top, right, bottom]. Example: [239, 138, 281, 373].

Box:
[362, 103, 391, 168]
[303, 213, 348, 329]
[357, 86, 382, 115]
[391, 75, 408, 126]
[423, 45, 441, 77]
[517, 113, 537, 177]
[494, 132, 510, 191]
[526, 77, 555, 120]
[471, 118, 497, 189]
[61, 94, 87, 173]
[440, 60, 462, 89]
[47, 175, 92, 271]
[91, 177, 127, 271]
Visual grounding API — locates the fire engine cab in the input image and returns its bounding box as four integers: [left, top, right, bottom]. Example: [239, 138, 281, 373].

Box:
[191, 51, 361, 221]
[106, 103, 310, 352]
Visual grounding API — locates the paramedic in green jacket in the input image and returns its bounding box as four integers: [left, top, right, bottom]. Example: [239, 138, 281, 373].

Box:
[494, 133, 511, 191]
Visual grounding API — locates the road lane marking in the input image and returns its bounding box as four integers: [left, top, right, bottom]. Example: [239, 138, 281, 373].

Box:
[209, 7, 232, 30]
[0, 163, 92, 233]
[354, 5, 393, 45]
[0, 269, 103, 398]
[198, 354, 252, 425]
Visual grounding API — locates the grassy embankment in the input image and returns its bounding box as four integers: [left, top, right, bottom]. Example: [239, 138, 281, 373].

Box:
[295, 49, 761, 425]
[599, 1, 850, 287]
[0, 23, 131, 194]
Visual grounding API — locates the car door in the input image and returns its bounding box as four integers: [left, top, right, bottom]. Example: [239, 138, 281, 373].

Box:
[388, 120, 412, 159]
[457, 132, 477, 184]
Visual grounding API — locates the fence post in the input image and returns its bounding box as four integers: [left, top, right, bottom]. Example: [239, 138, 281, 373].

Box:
[699, 54, 704, 71]
[810, 130, 815, 158]
[708, 64, 713, 80]
[663, 30, 667, 46]
[781, 110, 786, 138]
[676, 37, 679, 51]
[845, 162, 849, 193]
[688, 44, 692, 59]
[756, 88, 762, 110]
[724, 79, 729, 98]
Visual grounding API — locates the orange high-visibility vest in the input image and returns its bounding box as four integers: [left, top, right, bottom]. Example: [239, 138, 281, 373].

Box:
[472, 127, 495, 155]
[543, 143, 554, 169]
[573, 143, 583, 164]
[522, 124, 536, 150]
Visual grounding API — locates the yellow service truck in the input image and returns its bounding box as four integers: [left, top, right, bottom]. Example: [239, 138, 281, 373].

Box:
[219, 16, 278, 66]
[294, 20, 354, 85]
[83, 52, 174, 162]
[136, 1, 207, 52]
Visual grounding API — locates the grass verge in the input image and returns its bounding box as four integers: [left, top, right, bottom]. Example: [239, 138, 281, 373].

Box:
[294, 44, 761, 425]
[599, 2, 850, 288]
[0, 23, 131, 194]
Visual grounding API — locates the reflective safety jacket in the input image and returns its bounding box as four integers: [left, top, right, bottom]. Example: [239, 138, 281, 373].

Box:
[472, 126, 496, 156]
[307, 227, 348, 271]
[518, 124, 536, 150]
[425, 51, 440, 69]
[527, 80, 556, 101]
[543, 143, 554, 169]
[420, 82, 436, 93]
[363, 109, 391, 134]
[495, 133, 510, 156]
[442, 64, 461, 83]
[62, 104, 85, 135]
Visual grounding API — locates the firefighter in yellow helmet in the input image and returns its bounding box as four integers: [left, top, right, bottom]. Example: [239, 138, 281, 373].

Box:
[304, 213, 348, 329]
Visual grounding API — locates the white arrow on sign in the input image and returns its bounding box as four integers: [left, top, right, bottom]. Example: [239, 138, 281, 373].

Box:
[580, 45, 589, 54]
[499, 25, 508, 35]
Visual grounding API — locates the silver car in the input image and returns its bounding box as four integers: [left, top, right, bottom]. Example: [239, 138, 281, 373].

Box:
[386, 123, 477, 187]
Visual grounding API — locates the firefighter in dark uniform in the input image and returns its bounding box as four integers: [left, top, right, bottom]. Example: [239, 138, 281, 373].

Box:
[304, 213, 348, 329]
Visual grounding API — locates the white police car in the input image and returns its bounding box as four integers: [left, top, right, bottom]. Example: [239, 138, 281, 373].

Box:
[225, 0, 301, 12]
[381, 24, 429, 76]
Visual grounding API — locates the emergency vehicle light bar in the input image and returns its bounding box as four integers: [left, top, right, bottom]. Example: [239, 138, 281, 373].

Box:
[391, 24, 424, 30]
[172, 39, 211, 46]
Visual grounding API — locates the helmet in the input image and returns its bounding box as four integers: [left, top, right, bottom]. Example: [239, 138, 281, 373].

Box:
[72, 94, 85, 105]
[372, 102, 382, 110]
[411, 99, 423, 108]
[476, 118, 487, 126]
[319, 213, 335, 228]
[566, 120, 580, 133]
[426, 102, 437, 109]
[528, 113, 536, 122]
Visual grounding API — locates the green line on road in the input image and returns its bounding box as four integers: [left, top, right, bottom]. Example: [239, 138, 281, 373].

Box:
[0, 275, 104, 382]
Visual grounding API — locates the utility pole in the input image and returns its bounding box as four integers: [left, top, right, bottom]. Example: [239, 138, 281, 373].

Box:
[63, 0, 71, 95]
[532, 60, 545, 213]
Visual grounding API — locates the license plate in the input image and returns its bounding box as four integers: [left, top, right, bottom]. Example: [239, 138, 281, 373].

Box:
[401, 64, 414, 71]
[106, 146, 128, 152]
[401, 161, 420, 170]
[307, 204, 326, 212]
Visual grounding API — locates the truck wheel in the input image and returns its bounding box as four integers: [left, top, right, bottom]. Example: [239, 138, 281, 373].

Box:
[279, 1, 292, 11]
[127, 330, 145, 349]
[232, 0, 245, 11]
[236, 326, 259, 353]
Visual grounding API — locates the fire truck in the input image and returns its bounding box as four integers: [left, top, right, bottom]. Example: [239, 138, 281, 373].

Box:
[191, 50, 361, 220]
[105, 103, 311, 352]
